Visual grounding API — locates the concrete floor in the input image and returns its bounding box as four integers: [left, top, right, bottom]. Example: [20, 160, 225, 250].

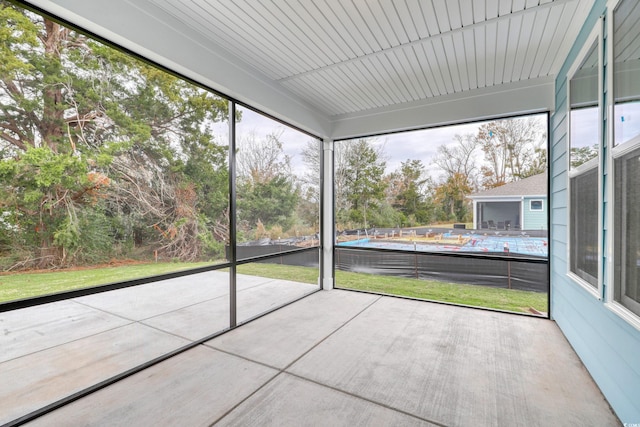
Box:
[0, 271, 318, 425]
[2, 284, 620, 426]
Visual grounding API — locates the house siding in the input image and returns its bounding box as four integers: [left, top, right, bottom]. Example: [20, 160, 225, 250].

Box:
[551, 0, 640, 423]
[523, 197, 547, 230]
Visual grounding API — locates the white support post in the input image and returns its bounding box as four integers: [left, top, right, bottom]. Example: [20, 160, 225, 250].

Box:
[473, 200, 478, 229]
[322, 139, 334, 290]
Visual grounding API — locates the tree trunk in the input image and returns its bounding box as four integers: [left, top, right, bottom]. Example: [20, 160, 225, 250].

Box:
[40, 19, 66, 153]
[37, 20, 68, 266]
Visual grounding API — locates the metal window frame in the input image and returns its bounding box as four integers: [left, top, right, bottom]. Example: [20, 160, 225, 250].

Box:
[332, 111, 551, 317]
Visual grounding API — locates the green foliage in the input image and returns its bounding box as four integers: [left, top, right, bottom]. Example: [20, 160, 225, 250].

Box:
[0, 146, 97, 265]
[433, 172, 473, 223]
[519, 144, 548, 178]
[196, 214, 226, 259]
[339, 139, 388, 228]
[237, 175, 299, 233]
[570, 146, 597, 169]
[365, 202, 404, 228]
[0, 4, 231, 268]
[53, 217, 80, 252]
[387, 159, 434, 225]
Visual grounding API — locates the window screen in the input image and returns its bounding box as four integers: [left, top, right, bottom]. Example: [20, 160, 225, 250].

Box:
[614, 148, 640, 316]
[570, 168, 598, 286]
[568, 34, 599, 289]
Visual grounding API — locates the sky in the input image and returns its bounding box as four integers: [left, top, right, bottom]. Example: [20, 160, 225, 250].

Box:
[571, 102, 640, 151]
[212, 108, 549, 182]
[347, 121, 485, 181]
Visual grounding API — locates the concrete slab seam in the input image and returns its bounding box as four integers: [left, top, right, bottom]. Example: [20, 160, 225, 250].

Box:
[207, 295, 385, 426]
[284, 371, 450, 427]
[0, 321, 135, 364]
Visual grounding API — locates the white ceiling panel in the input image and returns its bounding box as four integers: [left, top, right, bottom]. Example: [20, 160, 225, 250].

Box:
[140, 0, 595, 119]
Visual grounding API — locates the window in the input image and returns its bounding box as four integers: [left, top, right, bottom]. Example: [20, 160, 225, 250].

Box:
[567, 28, 601, 291]
[611, 0, 640, 320]
[613, 0, 640, 147]
[613, 146, 640, 317]
[529, 200, 543, 211]
[570, 168, 599, 286]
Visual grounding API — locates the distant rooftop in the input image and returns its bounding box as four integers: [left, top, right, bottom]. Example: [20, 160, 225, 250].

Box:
[468, 173, 547, 198]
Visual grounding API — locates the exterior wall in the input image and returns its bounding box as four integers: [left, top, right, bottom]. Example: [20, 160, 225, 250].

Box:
[551, 0, 640, 422]
[523, 197, 547, 230]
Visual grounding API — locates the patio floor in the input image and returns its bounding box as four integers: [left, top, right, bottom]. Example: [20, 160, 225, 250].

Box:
[1, 277, 620, 426]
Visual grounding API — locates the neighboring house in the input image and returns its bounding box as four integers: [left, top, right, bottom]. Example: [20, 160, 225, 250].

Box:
[468, 173, 547, 231]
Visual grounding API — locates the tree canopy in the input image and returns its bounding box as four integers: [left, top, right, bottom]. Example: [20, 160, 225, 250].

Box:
[0, 3, 231, 267]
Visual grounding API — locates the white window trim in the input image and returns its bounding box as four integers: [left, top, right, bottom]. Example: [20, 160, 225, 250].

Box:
[606, 302, 640, 331]
[606, 135, 640, 329]
[605, 0, 640, 330]
[566, 20, 603, 299]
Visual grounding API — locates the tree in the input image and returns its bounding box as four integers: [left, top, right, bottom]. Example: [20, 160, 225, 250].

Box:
[386, 159, 433, 225]
[299, 139, 322, 230]
[433, 172, 473, 222]
[430, 134, 479, 224]
[432, 134, 480, 189]
[570, 145, 597, 168]
[338, 139, 387, 229]
[235, 130, 299, 237]
[300, 138, 321, 205]
[475, 117, 545, 187]
[333, 141, 355, 226]
[237, 175, 299, 235]
[0, 4, 230, 267]
[520, 143, 548, 178]
[236, 130, 290, 185]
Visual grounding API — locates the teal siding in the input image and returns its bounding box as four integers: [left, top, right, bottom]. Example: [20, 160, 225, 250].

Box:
[551, 0, 640, 423]
[523, 197, 547, 230]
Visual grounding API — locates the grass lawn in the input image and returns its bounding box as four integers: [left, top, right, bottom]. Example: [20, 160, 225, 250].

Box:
[335, 270, 547, 314]
[0, 261, 547, 315]
[0, 261, 213, 303]
[237, 263, 546, 314]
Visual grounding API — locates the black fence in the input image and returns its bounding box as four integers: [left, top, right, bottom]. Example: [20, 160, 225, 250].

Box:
[229, 245, 319, 267]
[228, 243, 548, 293]
[335, 247, 548, 293]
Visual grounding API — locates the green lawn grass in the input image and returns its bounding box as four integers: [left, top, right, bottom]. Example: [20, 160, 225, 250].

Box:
[335, 270, 546, 314]
[236, 263, 546, 314]
[0, 261, 547, 315]
[0, 262, 213, 303]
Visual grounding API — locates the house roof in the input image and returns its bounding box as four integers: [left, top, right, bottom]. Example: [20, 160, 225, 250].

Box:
[468, 172, 547, 198]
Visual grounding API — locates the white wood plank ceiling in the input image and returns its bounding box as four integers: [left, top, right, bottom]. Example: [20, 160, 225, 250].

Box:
[147, 0, 595, 118]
